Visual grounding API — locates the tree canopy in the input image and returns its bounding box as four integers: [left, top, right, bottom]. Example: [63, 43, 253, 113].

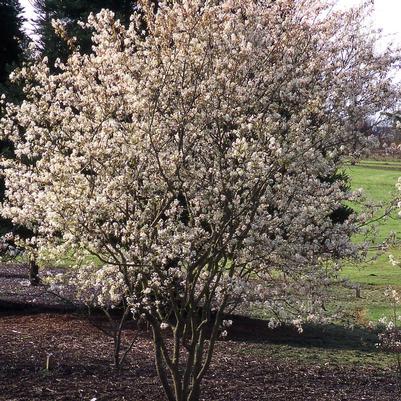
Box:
[1, 0, 399, 399]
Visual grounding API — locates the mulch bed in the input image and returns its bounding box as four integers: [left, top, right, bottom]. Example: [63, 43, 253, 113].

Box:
[0, 264, 400, 400]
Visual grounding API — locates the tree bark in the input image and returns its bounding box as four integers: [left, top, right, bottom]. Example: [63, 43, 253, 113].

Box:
[29, 258, 39, 286]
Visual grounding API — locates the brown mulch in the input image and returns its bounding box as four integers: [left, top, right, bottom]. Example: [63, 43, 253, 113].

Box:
[0, 313, 399, 401]
[0, 264, 400, 401]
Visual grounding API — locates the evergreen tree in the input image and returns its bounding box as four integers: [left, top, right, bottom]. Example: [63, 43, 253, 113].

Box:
[33, 0, 135, 66]
[0, 0, 27, 96]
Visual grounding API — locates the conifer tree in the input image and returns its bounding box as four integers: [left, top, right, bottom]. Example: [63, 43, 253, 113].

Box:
[33, 0, 135, 66]
[0, 0, 27, 96]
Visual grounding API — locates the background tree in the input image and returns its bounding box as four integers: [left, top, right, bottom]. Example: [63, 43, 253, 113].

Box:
[0, 0, 27, 96]
[1, 0, 399, 400]
[33, 0, 136, 66]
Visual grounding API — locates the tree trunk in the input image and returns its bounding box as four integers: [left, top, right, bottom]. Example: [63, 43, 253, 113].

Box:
[29, 258, 39, 286]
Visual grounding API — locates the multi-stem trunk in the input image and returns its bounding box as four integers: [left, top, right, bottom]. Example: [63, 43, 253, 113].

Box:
[148, 298, 227, 401]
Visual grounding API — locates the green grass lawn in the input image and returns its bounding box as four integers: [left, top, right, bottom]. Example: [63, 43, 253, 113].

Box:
[346, 163, 400, 241]
[247, 161, 401, 370]
[226, 159, 401, 373]
[341, 160, 401, 322]
[348, 163, 400, 203]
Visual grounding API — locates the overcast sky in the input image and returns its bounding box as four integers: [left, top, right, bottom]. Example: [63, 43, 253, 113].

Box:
[18, 0, 401, 48]
[337, 0, 401, 48]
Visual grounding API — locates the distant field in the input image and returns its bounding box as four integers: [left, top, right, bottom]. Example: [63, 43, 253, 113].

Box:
[341, 159, 401, 322]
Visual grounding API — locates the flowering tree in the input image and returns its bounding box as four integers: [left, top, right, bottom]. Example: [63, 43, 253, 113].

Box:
[0, 0, 399, 399]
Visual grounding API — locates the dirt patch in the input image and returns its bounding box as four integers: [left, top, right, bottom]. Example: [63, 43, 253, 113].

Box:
[0, 264, 399, 400]
[0, 313, 399, 401]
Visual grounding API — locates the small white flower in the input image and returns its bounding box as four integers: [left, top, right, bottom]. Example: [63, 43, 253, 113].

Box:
[160, 322, 169, 330]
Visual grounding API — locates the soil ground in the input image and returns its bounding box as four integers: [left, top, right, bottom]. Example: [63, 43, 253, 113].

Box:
[0, 264, 400, 401]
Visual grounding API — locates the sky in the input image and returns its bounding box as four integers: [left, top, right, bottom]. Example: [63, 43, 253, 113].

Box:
[337, 0, 401, 49]
[19, 0, 36, 37]
[18, 0, 401, 48]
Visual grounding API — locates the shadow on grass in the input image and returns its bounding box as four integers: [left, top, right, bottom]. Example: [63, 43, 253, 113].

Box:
[225, 314, 379, 353]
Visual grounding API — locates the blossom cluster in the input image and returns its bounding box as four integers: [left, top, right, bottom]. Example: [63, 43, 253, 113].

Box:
[376, 288, 401, 353]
